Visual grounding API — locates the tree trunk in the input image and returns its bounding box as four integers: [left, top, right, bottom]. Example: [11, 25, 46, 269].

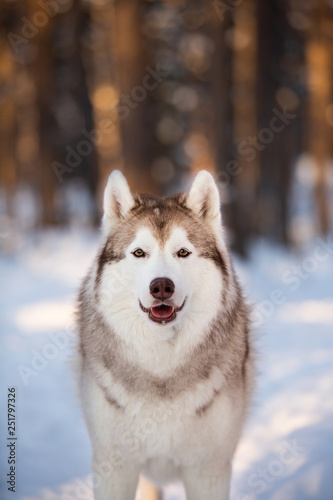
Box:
[231, 0, 258, 255]
[306, 0, 331, 234]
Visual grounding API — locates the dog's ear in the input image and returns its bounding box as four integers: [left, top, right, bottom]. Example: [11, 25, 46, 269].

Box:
[186, 170, 222, 235]
[102, 170, 135, 233]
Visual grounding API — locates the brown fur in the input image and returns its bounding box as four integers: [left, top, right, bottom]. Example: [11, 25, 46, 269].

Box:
[95, 192, 230, 292]
[78, 192, 252, 415]
[195, 388, 223, 417]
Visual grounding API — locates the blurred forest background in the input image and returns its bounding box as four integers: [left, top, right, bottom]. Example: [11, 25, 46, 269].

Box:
[0, 0, 333, 255]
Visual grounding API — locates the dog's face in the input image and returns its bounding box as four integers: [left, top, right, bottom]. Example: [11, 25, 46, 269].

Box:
[96, 170, 229, 339]
[127, 225, 193, 325]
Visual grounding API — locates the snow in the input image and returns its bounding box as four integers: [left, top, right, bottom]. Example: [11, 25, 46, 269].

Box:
[0, 230, 332, 500]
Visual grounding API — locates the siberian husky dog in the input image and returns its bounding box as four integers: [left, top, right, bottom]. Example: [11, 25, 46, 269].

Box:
[77, 170, 254, 500]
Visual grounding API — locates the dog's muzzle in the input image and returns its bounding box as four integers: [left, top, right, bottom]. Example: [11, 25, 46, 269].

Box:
[139, 298, 186, 325]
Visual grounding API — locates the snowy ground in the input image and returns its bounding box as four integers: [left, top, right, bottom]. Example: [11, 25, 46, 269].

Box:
[0, 229, 332, 500]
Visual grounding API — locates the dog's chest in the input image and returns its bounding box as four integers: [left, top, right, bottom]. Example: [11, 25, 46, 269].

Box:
[108, 372, 233, 462]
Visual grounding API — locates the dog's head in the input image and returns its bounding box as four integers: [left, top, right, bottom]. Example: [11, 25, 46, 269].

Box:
[96, 170, 231, 339]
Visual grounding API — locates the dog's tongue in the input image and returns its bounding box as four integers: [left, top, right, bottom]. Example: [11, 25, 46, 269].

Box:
[151, 305, 174, 319]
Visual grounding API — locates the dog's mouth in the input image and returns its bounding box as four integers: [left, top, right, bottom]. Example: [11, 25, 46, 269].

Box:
[139, 299, 186, 325]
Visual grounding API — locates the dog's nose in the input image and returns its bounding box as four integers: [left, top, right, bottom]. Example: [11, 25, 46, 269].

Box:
[150, 277, 175, 300]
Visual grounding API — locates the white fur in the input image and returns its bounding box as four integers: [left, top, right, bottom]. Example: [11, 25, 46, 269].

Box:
[98, 226, 223, 364]
[187, 171, 222, 235]
[79, 171, 251, 500]
[102, 170, 135, 234]
[81, 367, 240, 496]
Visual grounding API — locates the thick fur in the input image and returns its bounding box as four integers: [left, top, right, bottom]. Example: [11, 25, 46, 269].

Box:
[77, 170, 255, 500]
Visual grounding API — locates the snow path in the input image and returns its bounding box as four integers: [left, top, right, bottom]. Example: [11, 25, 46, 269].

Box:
[0, 231, 332, 500]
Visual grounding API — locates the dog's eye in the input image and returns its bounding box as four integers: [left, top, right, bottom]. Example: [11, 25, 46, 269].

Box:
[178, 248, 191, 258]
[132, 248, 146, 258]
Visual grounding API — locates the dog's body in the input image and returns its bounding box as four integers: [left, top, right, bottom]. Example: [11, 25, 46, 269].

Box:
[77, 170, 254, 500]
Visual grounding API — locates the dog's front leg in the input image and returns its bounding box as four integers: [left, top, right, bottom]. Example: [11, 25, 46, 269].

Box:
[181, 461, 232, 500]
[92, 458, 140, 500]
